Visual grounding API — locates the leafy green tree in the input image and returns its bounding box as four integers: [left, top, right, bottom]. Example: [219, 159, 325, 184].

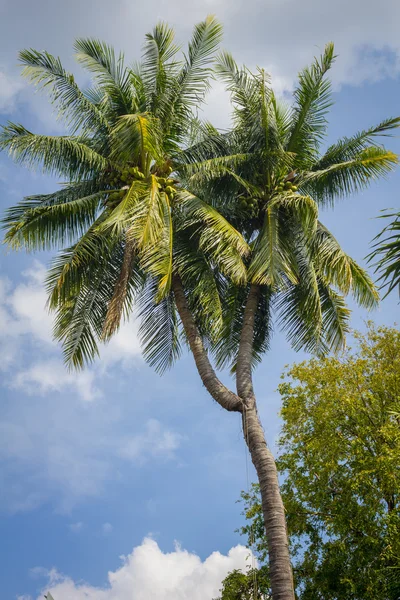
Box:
[368, 209, 400, 298]
[238, 324, 400, 600]
[1, 26, 399, 600]
[216, 567, 271, 600]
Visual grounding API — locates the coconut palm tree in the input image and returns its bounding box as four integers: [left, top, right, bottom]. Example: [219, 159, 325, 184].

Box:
[178, 44, 399, 599]
[368, 209, 400, 298]
[1, 26, 399, 600]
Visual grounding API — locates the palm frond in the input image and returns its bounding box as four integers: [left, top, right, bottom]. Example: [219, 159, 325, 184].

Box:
[318, 276, 350, 351]
[74, 38, 133, 115]
[137, 277, 181, 373]
[180, 190, 249, 283]
[2, 188, 103, 250]
[287, 42, 335, 162]
[111, 112, 163, 166]
[313, 117, 400, 170]
[102, 235, 137, 339]
[18, 49, 110, 136]
[0, 123, 110, 178]
[368, 209, 400, 298]
[314, 222, 379, 307]
[302, 147, 398, 204]
[141, 22, 180, 117]
[177, 15, 223, 107]
[174, 232, 223, 336]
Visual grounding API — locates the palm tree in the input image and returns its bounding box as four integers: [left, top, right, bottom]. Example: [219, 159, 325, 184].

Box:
[177, 44, 399, 599]
[1, 25, 398, 600]
[368, 209, 400, 298]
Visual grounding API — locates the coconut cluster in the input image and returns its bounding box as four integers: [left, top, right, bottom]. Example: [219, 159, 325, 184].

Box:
[106, 166, 176, 206]
[156, 169, 176, 202]
[275, 180, 298, 193]
[239, 196, 260, 216]
[107, 166, 145, 204]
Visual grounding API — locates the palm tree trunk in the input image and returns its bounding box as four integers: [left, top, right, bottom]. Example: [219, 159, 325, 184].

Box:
[243, 403, 294, 600]
[237, 285, 294, 600]
[173, 276, 294, 600]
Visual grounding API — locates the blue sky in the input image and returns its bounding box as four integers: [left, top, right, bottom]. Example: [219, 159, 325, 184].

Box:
[0, 0, 399, 598]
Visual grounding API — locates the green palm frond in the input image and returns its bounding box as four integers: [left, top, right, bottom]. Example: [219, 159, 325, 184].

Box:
[368, 209, 400, 298]
[111, 112, 163, 166]
[74, 38, 133, 115]
[138, 277, 181, 373]
[213, 282, 273, 371]
[174, 232, 223, 336]
[318, 277, 350, 351]
[2, 189, 103, 250]
[49, 240, 117, 368]
[287, 42, 335, 162]
[216, 52, 259, 126]
[248, 206, 296, 287]
[139, 193, 174, 301]
[276, 273, 325, 355]
[177, 15, 223, 107]
[180, 191, 249, 283]
[313, 222, 378, 307]
[302, 147, 398, 204]
[0, 123, 110, 178]
[141, 22, 180, 117]
[19, 49, 110, 135]
[313, 117, 400, 170]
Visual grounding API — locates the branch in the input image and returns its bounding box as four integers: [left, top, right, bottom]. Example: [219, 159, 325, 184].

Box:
[236, 284, 260, 402]
[172, 275, 242, 412]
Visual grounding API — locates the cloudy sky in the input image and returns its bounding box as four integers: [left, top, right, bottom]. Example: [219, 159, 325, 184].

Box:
[0, 0, 399, 598]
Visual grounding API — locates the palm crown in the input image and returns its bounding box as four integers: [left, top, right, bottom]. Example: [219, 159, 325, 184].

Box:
[1, 25, 398, 374]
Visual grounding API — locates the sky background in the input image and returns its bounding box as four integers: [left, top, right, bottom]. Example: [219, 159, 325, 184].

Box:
[0, 1, 399, 598]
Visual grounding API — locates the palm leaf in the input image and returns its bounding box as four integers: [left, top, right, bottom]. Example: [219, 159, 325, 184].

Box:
[368, 209, 400, 298]
[18, 48, 109, 135]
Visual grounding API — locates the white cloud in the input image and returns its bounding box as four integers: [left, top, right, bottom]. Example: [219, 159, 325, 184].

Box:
[35, 538, 253, 600]
[69, 522, 84, 533]
[0, 70, 24, 113]
[119, 419, 183, 464]
[1, 0, 400, 131]
[0, 263, 185, 512]
[0, 261, 142, 400]
[14, 359, 100, 402]
[102, 522, 113, 535]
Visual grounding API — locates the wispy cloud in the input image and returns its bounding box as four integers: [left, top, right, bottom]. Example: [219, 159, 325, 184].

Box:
[119, 419, 184, 465]
[101, 522, 113, 535]
[0, 261, 142, 400]
[68, 522, 84, 533]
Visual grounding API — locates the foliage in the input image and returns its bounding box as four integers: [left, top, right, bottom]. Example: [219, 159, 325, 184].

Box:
[1, 34, 398, 375]
[216, 567, 271, 600]
[237, 323, 400, 600]
[368, 209, 400, 298]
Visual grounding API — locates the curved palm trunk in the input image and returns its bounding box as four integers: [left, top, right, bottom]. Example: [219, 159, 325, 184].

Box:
[237, 285, 294, 600]
[243, 404, 294, 600]
[172, 276, 294, 600]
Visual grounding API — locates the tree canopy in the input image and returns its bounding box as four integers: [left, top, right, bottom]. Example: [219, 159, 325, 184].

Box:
[1, 31, 398, 375]
[234, 323, 400, 600]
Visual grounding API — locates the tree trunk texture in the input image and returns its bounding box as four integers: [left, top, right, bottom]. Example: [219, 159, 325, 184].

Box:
[237, 284, 295, 600]
[173, 276, 295, 600]
[243, 403, 295, 600]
